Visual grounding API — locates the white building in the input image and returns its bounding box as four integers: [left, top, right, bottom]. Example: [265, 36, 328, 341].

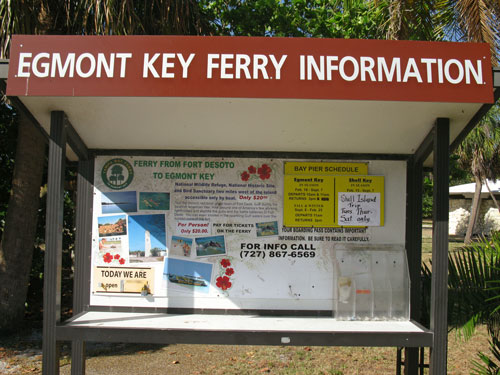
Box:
[449, 180, 500, 235]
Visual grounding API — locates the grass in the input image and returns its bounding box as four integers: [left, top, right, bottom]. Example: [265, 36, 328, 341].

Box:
[421, 219, 467, 264]
[57, 326, 491, 374]
[1, 329, 492, 375]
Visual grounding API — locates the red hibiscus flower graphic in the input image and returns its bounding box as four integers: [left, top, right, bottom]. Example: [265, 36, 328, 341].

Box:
[216, 276, 232, 290]
[248, 165, 256, 174]
[221, 259, 231, 268]
[225, 267, 235, 276]
[103, 252, 113, 263]
[114, 254, 121, 260]
[258, 164, 272, 180]
[119, 258, 125, 265]
[241, 171, 250, 181]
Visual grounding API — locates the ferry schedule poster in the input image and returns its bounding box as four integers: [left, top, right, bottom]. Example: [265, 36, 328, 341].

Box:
[90, 156, 403, 311]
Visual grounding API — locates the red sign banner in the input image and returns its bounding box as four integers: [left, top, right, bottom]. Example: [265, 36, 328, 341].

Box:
[6, 35, 494, 103]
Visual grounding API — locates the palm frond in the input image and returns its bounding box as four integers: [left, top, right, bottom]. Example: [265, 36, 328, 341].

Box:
[443, 0, 500, 64]
[0, 0, 40, 58]
[441, 234, 500, 334]
[381, 0, 438, 41]
[471, 346, 500, 375]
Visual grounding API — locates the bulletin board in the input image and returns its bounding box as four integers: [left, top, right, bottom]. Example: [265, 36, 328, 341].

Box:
[5, 35, 494, 373]
[90, 156, 408, 317]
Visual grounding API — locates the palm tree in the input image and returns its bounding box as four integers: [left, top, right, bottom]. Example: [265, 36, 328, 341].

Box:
[0, 0, 213, 332]
[382, 0, 500, 64]
[438, 0, 500, 64]
[0, 1, 213, 57]
[381, 0, 437, 41]
[456, 106, 500, 244]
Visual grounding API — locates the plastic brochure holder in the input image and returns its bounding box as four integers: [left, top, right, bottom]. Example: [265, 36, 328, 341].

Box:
[333, 244, 410, 321]
[335, 251, 355, 320]
[386, 250, 410, 319]
[371, 251, 392, 319]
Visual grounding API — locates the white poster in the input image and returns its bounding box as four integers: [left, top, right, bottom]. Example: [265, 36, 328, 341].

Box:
[90, 156, 406, 313]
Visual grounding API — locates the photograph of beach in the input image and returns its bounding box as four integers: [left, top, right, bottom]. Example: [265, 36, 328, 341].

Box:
[101, 191, 137, 214]
[98, 214, 127, 237]
[170, 236, 193, 257]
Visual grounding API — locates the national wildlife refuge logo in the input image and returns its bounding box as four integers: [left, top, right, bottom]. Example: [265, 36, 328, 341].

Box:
[101, 158, 134, 190]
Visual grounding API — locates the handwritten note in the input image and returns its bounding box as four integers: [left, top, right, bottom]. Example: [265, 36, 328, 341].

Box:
[338, 192, 380, 226]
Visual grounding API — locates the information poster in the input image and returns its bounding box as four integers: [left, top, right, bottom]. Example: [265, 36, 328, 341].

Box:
[90, 156, 398, 311]
[283, 175, 335, 226]
[93, 266, 154, 294]
[283, 162, 383, 227]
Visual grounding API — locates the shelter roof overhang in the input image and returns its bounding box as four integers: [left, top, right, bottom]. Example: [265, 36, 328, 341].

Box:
[3, 35, 499, 165]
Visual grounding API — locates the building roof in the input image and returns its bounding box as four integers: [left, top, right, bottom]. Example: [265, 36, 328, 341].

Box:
[3, 36, 500, 163]
[450, 180, 500, 196]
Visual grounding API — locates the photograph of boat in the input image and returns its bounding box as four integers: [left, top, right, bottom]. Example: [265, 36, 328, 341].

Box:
[167, 274, 207, 287]
[163, 257, 212, 294]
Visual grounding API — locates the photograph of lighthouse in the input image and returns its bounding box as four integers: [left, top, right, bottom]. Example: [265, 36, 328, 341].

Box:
[128, 214, 167, 263]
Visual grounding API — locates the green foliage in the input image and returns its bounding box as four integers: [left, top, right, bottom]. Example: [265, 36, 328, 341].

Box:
[0, 0, 214, 58]
[204, 0, 388, 38]
[0, 103, 18, 237]
[378, 0, 500, 63]
[421, 155, 472, 219]
[25, 171, 76, 324]
[471, 334, 500, 375]
[422, 174, 433, 218]
[457, 103, 500, 182]
[450, 153, 472, 185]
[70, 0, 214, 36]
[423, 233, 500, 373]
[455, 103, 500, 242]
[434, 0, 500, 63]
[377, 0, 439, 41]
[447, 234, 500, 333]
[323, 1, 387, 38]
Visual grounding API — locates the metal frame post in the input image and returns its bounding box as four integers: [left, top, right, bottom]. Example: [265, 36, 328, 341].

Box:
[430, 118, 450, 374]
[404, 123, 434, 375]
[71, 157, 93, 374]
[43, 111, 67, 375]
[405, 155, 424, 375]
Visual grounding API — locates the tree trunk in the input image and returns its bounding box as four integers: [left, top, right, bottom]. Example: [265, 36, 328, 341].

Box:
[0, 110, 46, 332]
[465, 176, 483, 244]
[484, 180, 500, 212]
